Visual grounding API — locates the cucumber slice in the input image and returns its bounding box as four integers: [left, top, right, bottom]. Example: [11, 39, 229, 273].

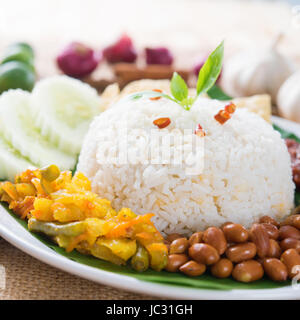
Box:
[0, 90, 76, 170]
[30, 76, 102, 155]
[0, 134, 35, 181]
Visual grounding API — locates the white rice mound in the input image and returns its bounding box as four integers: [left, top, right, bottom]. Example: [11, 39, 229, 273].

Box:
[77, 96, 295, 235]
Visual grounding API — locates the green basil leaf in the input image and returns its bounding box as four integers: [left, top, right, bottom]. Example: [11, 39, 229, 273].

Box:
[179, 97, 195, 110]
[170, 72, 188, 102]
[197, 41, 224, 96]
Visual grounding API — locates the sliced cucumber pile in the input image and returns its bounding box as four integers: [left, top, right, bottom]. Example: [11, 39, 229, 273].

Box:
[0, 133, 35, 181]
[0, 90, 76, 170]
[30, 76, 101, 155]
[0, 76, 102, 181]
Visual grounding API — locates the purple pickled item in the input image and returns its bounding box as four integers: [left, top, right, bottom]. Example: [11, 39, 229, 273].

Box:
[103, 34, 137, 63]
[145, 47, 174, 65]
[56, 42, 101, 78]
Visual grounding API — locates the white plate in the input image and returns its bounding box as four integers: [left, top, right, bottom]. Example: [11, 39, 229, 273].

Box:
[1, 116, 300, 300]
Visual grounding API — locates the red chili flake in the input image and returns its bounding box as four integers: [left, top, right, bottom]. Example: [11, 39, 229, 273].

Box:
[153, 117, 171, 129]
[150, 89, 163, 101]
[150, 96, 161, 101]
[194, 124, 206, 137]
[214, 110, 231, 125]
[224, 102, 236, 114]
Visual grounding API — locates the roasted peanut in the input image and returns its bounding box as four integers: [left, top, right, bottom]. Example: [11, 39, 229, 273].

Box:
[203, 227, 227, 255]
[221, 221, 234, 228]
[250, 223, 270, 258]
[165, 254, 189, 272]
[263, 258, 288, 282]
[188, 243, 220, 265]
[222, 223, 249, 243]
[267, 239, 282, 258]
[292, 216, 300, 229]
[280, 238, 300, 253]
[232, 260, 264, 283]
[166, 233, 183, 243]
[188, 232, 203, 246]
[256, 257, 265, 265]
[279, 225, 300, 240]
[210, 258, 233, 278]
[226, 242, 257, 263]
[281, 214, 300, 229]
[259, 216, 279, 227]
[281, 249, 300, 279]
[261, 223, 279, 240]
[41, 165, 60, 182]
[169, 238, 189, 254]
[291, 206, 300, 215]
[179, 260, 206, 277]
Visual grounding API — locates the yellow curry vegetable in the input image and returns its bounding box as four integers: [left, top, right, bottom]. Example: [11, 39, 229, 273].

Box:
[0, 165, 168, 271]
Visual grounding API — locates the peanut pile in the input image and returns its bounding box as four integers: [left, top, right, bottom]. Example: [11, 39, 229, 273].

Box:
[164, 213, 300, 283]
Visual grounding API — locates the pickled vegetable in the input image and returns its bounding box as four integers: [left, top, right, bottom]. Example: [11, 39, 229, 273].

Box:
[131, 244, 150, 272]
[89, 241, 126, 265]
[96, 238, 137, 261]
[41, 165, 60, 182]
[28, 218, 87, 237]
[0, 167, 167, 272]
[146, 243, 168, 271]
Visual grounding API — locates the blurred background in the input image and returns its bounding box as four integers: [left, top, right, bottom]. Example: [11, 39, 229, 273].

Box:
[0, 0, 299, 121]
[0, 0, 299, 75]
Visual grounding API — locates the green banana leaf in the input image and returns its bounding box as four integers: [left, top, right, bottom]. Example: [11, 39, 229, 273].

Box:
[1, 203, 290, 290]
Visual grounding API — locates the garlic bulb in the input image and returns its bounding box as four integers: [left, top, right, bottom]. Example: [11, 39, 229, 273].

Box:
[277, 71, 300, 122]
[221, 35, 296, 102]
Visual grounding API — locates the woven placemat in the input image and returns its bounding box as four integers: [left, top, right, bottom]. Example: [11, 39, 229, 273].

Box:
[0, 238, 159, 300]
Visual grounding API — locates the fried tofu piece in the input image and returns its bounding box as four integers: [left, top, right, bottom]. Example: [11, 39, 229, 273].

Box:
[232, 94, 271, 122]
[99, 83, 120, 110]
[120, 79, 172, 97]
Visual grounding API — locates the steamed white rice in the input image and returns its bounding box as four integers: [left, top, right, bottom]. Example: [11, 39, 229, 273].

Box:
[77, 96, 295, 235]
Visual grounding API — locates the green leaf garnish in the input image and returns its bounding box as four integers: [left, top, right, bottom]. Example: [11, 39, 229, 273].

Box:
[130, 41, 225, 111]
[197, 41, 224, 96]
[170, 72, 188, 102]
